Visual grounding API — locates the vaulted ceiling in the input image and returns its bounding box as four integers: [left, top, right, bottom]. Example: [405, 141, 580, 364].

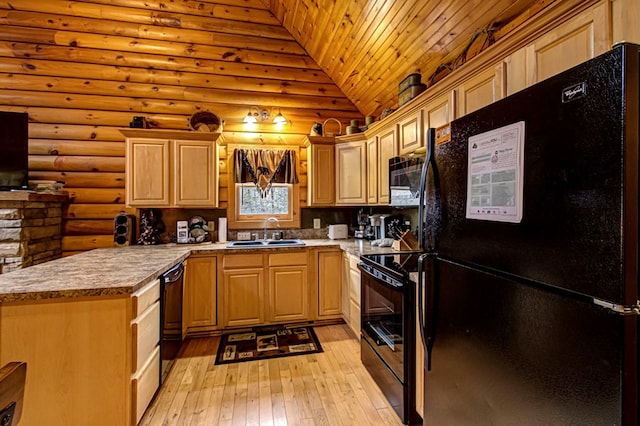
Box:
[265, 0, 540, 118]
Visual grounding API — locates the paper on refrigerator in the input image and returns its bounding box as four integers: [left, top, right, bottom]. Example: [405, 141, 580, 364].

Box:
[466, 121, 525, 223]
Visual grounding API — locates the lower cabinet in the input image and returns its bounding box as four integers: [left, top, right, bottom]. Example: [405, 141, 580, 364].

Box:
[0, 277, 162, 426]
[317, 249, 343, 319]
[222, 253, 265, 328]
[183, 255, 217, 335]
[130, 278, 162, 425]
[268, 252, 308, 322]
[222, 250, 343, 328]
[343, 252, 361, 338]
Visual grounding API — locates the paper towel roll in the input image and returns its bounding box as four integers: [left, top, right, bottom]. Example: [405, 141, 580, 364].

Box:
[218, 217, 227, 243]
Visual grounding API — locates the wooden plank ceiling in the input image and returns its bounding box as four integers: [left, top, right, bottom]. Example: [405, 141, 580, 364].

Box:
[267, 0, 540, 118]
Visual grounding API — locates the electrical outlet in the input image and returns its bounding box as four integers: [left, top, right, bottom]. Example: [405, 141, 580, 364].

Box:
[313, 218, 321, 229]
[237, 231, 251, 240]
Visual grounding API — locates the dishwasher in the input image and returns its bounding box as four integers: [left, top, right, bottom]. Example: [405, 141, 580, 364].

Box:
[160, 262, 184, 383]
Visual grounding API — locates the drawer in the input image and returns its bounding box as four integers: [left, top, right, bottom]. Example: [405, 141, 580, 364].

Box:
[269, 251, 307, 266]
[348, 253, 360, 271]
[132, 279, 160, 318]
[132, 301, 160, 373]
[132, 345, 160, 425]
[223, 253, 263, 269]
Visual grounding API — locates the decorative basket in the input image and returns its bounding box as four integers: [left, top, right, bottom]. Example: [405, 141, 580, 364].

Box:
[322, 118, 342, 137]
[189, 111, 221, 132]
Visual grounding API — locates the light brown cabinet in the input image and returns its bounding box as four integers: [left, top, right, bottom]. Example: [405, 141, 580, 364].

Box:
[366, 136, 378, 205]
[422, 92, 454, 132]
[398, 111, 423, 155]
[121, 129, 220, 208]
[376, 126, 398, 205]
[343, 252, 361, 338]
[268, 252, 308, 322]
[335, 138, 367, 205]
[222, 253, 265, 328]
[316, 249, 342, 319]
[184, 255, 217, 335]
[125, 137, 170, 206]
[131, 279, 161, 424]
[0, 278, 162, 426]
[455, 63, 505, 118]
[506, 2, 610, 96]
[221, 251, 311, 327]
[304, 136, 335, 206]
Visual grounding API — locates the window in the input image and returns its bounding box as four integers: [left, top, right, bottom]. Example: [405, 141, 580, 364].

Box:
[237, 183, 291, 217]
[228, 146, 300, 230]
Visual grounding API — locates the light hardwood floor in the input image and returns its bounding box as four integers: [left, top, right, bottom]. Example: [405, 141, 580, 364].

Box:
[140, 324, 404, 425]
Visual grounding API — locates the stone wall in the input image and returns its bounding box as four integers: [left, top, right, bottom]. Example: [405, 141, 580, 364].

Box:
[0, 193, 67, 274]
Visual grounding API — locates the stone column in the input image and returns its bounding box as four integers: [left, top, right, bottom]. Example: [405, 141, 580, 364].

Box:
[0, 193, 67, 274]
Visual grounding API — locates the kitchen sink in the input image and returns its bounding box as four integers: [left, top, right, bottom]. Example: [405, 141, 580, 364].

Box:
[264, 239, 305, 246]
[226, 239, 305, 248]
[226, 240, 264, 247]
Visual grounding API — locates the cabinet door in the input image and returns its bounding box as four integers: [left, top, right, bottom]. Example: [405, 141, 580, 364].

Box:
[335, 141, 367, 205]
[184, 256, 217, 334]
[317, 251, 342, 318]
[377, 127, 397, 205]
[341, 253, 350, 321]
[423, 92, 454, 131]
[268, 266, 308, 322]
[173, 140, 217, 207]
[126, 138, 170, 206]
[456, 63, 505, 117]
[398, 111, 423, 155]
[347, 254, 361, 338]
[222, 268, 264, 327]
[366, 137, 378, 205]
[524, 2, 609, 86]
[308, 143, 335, 206]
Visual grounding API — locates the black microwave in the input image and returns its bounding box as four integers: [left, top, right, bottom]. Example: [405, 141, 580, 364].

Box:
[389, 156, 424, 207]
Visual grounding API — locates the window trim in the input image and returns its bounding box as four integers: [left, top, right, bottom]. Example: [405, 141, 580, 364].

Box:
[227, 145, 301, 230]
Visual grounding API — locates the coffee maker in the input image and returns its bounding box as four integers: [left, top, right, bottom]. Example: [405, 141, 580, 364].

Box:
[380, 214, 406, 239]
[368, 214, 384, 240]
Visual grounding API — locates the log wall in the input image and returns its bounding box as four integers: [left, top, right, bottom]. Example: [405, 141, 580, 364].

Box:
[0, 0, 362, 255]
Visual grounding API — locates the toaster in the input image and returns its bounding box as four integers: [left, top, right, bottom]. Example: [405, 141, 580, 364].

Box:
[328, 224, 348, 240]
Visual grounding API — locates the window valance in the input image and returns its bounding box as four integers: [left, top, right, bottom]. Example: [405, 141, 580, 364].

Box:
[233, 148, 299, 197]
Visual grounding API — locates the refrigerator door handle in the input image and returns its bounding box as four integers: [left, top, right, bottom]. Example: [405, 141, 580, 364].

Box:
[592, 297, 640, 315]
[418, 252, 437, 371]
[418, 128, 436, 250]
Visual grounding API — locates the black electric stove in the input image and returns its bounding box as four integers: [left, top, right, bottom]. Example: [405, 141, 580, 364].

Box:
[359, 251, 423, 287]
[358, 251, 422, 425]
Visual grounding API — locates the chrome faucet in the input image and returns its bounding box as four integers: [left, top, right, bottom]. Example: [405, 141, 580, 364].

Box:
[263, 216, 280, 239]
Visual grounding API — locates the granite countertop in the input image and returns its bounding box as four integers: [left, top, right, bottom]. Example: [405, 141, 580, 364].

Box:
[0, 238, 397, 303]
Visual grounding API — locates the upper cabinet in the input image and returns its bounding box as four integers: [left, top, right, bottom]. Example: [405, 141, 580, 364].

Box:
[335, 137, 367, 205]
[524, 2, 609, 86]
[173, 140, 218, 207]
[304, 136, 335, 207]
[376, 125, 398, 205]
[125, 137, 171, 206]
[398, 111, 423, 155]
[455, 63, 505, 118]
[422, 92, 454, 132]
[121, 129, 220, 208]
[506, 1, 610, 95]
[366, 136, 378, 205]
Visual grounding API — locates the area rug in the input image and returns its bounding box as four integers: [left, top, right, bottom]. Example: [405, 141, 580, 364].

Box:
[214, 324, 323, 365]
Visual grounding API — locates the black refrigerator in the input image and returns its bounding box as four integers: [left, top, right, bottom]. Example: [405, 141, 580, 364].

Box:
[417, 42, 639, 425]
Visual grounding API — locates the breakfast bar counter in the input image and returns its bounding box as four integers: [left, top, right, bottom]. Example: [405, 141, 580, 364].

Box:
[0, 239, 394, 302]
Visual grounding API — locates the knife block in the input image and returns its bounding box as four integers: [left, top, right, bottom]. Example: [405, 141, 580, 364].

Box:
[392, 230, 420, 251]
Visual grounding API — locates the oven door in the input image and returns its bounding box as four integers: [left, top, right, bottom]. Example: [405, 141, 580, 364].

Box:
[360, 267, 405, 382]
